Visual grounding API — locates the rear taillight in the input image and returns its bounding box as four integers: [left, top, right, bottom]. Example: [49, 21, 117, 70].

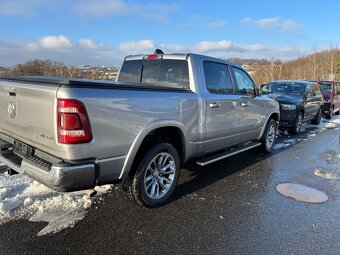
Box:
[57, 99, 92, 144]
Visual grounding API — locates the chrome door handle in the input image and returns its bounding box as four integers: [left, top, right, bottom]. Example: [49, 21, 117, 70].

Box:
[241, 101, 250, 107]
[209, 102, 221, 108]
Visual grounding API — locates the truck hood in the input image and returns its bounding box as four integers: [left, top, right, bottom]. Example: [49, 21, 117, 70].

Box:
[267, 93, 302, 105]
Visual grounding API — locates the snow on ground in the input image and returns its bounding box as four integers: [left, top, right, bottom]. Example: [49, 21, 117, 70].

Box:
[273, 115, 340, 150]
[314, 168, 340, 181]
[0, 171, 112, 236]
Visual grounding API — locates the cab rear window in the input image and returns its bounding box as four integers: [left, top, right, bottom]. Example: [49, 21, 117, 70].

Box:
[118, 59, 190, 89]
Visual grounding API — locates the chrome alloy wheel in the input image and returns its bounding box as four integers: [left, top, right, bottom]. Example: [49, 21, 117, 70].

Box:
[144, 152, 176, 199]
[266, 122, 276, 149]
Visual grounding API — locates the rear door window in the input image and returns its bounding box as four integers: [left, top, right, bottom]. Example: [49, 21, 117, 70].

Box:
[203, 61, 233, 94]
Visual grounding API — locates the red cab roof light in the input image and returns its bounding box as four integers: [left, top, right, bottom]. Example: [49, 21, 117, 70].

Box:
[57, 99, 92, 144]
[145, 54, 163, 60]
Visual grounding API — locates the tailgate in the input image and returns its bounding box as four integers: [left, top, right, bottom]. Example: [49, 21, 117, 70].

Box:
[0, 79, 59, 157]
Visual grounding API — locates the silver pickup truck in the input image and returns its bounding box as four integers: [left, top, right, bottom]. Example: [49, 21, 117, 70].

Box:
[0, 51, 279, 207]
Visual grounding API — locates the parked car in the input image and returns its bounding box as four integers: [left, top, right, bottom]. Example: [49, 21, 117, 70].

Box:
[261, 80, 323, 134]
[0, 51, 280, 207]
[315, 81, 340, 119]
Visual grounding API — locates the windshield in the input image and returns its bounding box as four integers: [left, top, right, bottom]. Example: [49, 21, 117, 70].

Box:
[268, 83, 305, 96]
[318, 83, 332, 93]
[118, 59, 190, 89]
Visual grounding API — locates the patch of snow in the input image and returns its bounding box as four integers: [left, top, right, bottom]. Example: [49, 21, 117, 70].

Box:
[314, 168, 340, 181]
[0, 171, 112, 236]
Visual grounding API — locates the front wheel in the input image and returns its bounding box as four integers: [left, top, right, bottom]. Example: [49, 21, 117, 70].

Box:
[290, 112, 303, 135]
[129, 143, 180, 207]
[260, 119, 277, 152]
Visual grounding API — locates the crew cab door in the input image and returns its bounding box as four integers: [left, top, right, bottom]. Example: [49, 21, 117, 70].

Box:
[203, 61, 241, 152]
[230, 66, 266, 141]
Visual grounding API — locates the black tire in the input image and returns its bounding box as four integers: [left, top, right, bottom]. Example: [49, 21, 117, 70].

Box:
[260, 119, 277, 152]
[311, 108, 322, 125]
[326, 108, 333, 120]
[290, 111, 303, 135]
[128, 143, 180, 207]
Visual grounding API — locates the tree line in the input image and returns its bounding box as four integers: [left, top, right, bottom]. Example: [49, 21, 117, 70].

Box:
[1, 47, 340, 85]
[230, 48, 340, 85]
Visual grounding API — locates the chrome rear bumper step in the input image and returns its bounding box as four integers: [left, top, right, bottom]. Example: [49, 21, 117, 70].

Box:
[196, 142, 262, 166]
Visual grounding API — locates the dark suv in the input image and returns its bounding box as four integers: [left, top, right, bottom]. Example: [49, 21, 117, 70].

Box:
[261, 80, 323, 134]
[315, 81, 340, 119]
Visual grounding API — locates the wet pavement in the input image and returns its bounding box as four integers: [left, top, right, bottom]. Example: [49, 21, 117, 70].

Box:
[0, 118, 340, 255]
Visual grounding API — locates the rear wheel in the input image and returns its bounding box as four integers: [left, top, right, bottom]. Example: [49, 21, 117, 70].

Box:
[311, 108, 322, 125]
[260, 119, 277, 152]
[127, 143, 180, 207]
[290, 112, 303, 135]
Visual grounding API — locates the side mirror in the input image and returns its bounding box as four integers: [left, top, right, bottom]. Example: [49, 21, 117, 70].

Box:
[260, 84, 270, 95]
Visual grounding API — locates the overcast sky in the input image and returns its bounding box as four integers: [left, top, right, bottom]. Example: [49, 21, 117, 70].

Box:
[0, 0, 339, 67]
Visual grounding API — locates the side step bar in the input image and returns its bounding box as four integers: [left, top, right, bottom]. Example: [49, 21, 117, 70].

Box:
[196, 142, 262, 166]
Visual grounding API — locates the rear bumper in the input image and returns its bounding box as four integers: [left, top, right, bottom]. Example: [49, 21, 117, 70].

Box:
[0, 137, 95, 192]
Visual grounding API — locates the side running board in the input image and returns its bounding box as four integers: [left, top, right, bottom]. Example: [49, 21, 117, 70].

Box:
[196, 142, 262, 166]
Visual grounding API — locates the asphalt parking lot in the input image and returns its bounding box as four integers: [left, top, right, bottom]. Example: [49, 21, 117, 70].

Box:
[0, 117, 340, 255]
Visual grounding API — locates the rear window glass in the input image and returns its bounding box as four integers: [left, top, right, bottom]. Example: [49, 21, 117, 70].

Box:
[118, 59, 189, 89]
[318, 83, 333, 93]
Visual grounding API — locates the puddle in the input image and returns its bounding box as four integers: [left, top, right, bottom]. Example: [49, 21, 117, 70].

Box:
[276, 183, 328, 203]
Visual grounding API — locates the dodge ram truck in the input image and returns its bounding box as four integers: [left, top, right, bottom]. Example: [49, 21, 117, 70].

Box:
[0, 51, 280, 207]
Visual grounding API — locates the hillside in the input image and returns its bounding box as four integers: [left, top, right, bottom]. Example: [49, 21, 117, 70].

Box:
[2, 48, 340, 84]
[240, 48, 340, 85]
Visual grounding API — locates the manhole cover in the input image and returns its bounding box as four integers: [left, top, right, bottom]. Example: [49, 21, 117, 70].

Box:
[276, 183, 328, 203]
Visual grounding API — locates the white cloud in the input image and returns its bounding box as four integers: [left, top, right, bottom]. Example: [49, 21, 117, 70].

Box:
[119, 40, 156, 52]
[206, 20, 228, 29]
[40, 35, 73, 50]
[0, 37, 310, 67]
[74, 0, 178, 21]
[159, 44, 189, 53]
[193, 39, 306, 60]
[0, 0, 53, 17]
[0, 1, 31, 16]
[281, 20, 303, 31]
[242, 17, 303, 31]
[78, 38, 102, 49]
[195, 40, 244, 53]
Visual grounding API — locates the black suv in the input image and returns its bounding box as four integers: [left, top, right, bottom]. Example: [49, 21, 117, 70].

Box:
[261, 80, 323, 134]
